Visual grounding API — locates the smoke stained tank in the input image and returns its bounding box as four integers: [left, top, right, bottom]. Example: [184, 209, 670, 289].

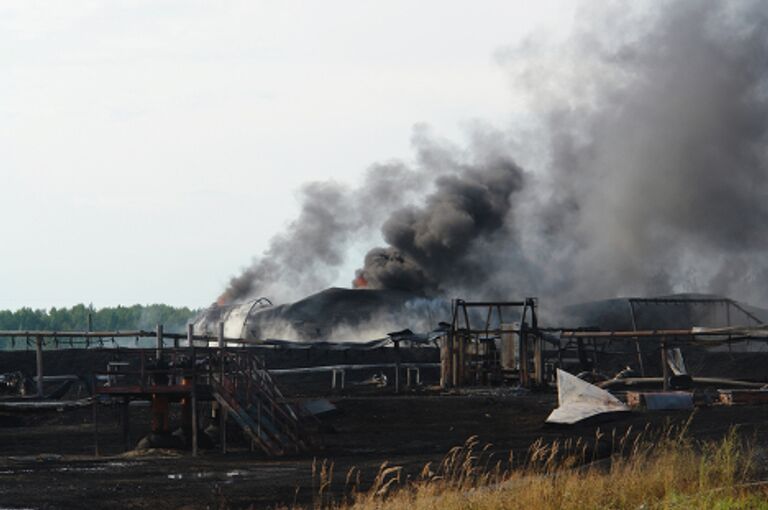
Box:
[194, 287, 449, 342]
[193, 298, 273, 340]
[563, 293, 768, 331]
[500, 322, 519, 370]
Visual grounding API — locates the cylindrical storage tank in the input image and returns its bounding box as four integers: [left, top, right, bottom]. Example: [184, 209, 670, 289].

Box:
[500, 322, 519, 370]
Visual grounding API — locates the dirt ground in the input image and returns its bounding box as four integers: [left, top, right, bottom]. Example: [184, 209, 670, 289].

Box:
[2, 391, 768, 509]
[2, 347, 768, 509]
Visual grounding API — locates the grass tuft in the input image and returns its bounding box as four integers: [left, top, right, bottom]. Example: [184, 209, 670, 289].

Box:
[291, 425, 768, 510]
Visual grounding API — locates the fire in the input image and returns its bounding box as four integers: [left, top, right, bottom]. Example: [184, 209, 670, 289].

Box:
[353, 274, 368, 288]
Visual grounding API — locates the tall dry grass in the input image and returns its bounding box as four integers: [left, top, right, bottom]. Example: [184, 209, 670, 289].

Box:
[303, 424, 768, 510]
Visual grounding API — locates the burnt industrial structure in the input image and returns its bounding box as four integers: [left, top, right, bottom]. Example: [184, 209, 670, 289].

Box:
[0, 325, 314, 457]
[2, 293, 768, 458]
[439, 298, 541, 388]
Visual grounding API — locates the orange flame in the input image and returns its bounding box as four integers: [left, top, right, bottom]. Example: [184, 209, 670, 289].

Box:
[353, 274, 368, 288]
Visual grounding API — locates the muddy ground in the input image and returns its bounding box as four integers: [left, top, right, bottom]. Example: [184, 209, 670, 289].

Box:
[3, 393, 768, 509]
[2, 348, 768, 509]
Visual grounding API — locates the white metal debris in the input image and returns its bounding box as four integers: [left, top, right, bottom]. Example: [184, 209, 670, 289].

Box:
[546, 369, 630, 425]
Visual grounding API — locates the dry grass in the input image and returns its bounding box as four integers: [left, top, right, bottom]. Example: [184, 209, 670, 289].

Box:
[300, 423, 768, 510]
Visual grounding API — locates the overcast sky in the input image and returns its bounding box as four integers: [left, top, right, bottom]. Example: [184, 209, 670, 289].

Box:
[0, 1, 575, 310]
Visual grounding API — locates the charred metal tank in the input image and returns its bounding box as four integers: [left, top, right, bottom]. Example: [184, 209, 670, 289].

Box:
[192, 287, 448, 342]
[563, 293, 768, 331]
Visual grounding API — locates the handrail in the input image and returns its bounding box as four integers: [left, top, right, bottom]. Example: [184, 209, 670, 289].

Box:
[89, 344, 309, 454]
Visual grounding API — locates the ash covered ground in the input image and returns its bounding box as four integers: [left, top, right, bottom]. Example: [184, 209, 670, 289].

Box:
[2, 348, 768, 509]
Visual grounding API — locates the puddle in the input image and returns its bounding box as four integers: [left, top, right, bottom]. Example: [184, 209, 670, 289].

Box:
[53, 466, 107, 473]
[166, 467, 297, 482]
[167, 472, 217, 480]
[105, 461, 142, 468]
[56, 461, 143, 472]
[8, 455, 62, 463]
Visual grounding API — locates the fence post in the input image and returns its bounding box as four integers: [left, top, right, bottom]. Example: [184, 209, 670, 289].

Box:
[35, 335, 44, 398]
[93, 388, 99, 457]
[394, 339, 400, 394]
[218, 321, 226, 454]
[188, 323, 198, 457]
[155, 324, 164, 360]
[534, 333, 544, 386]
[218, 321, 225, 380]
[661, 337, 669, 391]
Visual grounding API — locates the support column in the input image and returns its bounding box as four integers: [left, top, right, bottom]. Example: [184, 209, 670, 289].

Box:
[191, 387, 198, 457]
[446, 332, 454, 389]
[519, 324, 529, 387]
[533, 334, 544, 386]
[530, 299, 540, 387]
[155, 324, 164, 361]
[457, 334, 465, 387]
[35, 336, 44, 398]
[661, 337, 669, 391]
[440, 335, 449, 389]
[187, 323, 195, 349]
[187, 323, 198, 457]
[151, 324, 170, 441]
[93, 392, 99, 457]
[218, 321, 226, 454]
[122, 398, 130, 452]
[394, 339, 400, 394]
[218, 321, 225, 381]
[220, 407, 227, 454]
[628, 301, 646, 376]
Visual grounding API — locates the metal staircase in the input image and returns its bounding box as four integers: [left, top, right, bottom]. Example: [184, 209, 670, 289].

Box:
[210, 350, 310, 456]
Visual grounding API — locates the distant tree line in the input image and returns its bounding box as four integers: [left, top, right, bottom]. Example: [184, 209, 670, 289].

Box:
[0, 304, 200, 334]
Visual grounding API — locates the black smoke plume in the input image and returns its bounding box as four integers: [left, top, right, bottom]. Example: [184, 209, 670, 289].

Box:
[221, 1, 768, 307]
[353, 151, 524, 292]
[486, 0, 768, 305]
[218, 158, 428, 304]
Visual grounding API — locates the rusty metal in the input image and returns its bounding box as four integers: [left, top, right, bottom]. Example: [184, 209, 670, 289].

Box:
[67, 321, 313, 457]
[556, 326, 767, 338]
[442, 298, 540, 389]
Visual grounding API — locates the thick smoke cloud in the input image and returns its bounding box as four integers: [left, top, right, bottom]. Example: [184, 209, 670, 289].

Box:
[484, 0, 768, 305]
[222, 0, 768, 308]
[354, 148, 525, 292]
[219, 159, 428, 304]
[218, 181, 351, 304]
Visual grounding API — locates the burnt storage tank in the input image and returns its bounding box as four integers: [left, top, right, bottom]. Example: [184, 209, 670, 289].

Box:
[193, 287, 448, 342]
[192, 297, 273, 339]
[563, 293, 768, 331]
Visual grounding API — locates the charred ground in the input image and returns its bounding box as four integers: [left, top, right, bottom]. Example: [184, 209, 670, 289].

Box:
[2, 348, 768, 509]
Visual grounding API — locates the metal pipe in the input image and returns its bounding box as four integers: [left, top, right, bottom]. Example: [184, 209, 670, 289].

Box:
[558, 327, 765, 338]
